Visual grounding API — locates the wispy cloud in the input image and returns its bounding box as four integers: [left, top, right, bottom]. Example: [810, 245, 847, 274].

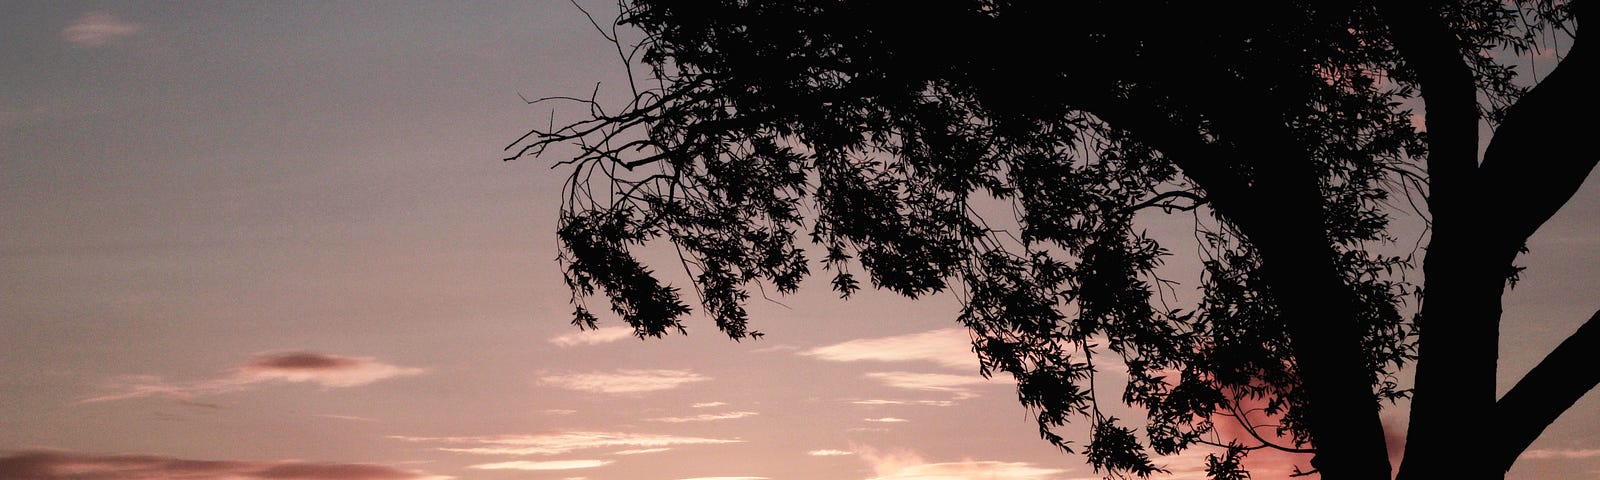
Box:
[858, 447, 1066, 480]
[678, 477, 768, 480]
[863, 371, 991, 399]
[61, 11, 143, 47]
[0, 450, 451, 480]
[317, 414, 379, 422]
[549, 327, 637, 347]
[468, 460, 611, 471]
[803, 328, 975, 369]
[1522, 448, 1600, 460]
[80, 351, 423, 404]
[808, 449, 855, 456]
[539, 370, 708, 394]
[851, 399, 956, 407]
[613, 448, 671, 455]
[691, 402, 728, 408]
[391, 432, 741, 456]
[649, 411, 759, 423]
[864, 417, 909, 423]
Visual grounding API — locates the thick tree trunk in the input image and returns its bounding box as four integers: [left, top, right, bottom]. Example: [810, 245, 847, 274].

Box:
[1398, 240, 1515, 480]
[1389, 4, 1594, 477]
[1245, 183, 1393, 480]
[1375, 2, 1503, 479]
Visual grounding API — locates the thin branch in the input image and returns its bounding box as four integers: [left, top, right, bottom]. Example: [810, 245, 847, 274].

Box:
[1121, 190, 1209, 215]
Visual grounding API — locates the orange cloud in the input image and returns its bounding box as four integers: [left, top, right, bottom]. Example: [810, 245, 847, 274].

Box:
[61, 11, 143, 47]
[0, 450, 450, 480]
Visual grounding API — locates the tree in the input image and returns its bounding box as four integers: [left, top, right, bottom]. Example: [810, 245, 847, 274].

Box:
[506, 1, 1596, 479]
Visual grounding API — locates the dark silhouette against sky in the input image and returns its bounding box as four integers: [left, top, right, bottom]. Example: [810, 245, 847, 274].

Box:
[2, 2, 1597, 480]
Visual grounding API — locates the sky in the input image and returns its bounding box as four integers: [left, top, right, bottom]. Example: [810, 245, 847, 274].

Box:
[2, 2, 1597, 480]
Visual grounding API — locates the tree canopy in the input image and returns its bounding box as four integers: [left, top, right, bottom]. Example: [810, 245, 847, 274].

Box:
[507, 1, 1595, 479]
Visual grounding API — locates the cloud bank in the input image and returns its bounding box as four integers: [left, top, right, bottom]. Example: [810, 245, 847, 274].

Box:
[391, 432, 741, 456]
[0, 450, 450, 480]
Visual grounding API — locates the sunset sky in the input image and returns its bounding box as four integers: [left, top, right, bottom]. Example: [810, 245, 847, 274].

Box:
[3, 2, 1598, 479]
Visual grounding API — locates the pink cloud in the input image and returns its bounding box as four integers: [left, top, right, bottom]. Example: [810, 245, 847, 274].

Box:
[79, 351, 423, 404]
[863, 371, 994, 399]
[852, 399, 956, 407]
[807, 449, 855, 456]
[803, 329, 975, 369]
[61, 11, 143, 48]
[648, 411, 759, 423]
[538, 369, 708, 394]
[390, 431, 741, 456]
[549, 327, 637, 347]
[0, 450, 451, 480]
[855, 446, 1066, 480]
[235, 351, 424, 387]
[467, 460, 611, 471]
[612, 448, 671, 455]
[1521, 448, 1600, 460]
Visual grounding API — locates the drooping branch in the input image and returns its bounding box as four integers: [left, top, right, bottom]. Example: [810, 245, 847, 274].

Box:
[1496, 309, 1600, 471]
[1121, 190, 1209, 215]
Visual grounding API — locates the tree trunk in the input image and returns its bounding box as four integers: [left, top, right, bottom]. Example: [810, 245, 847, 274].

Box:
[1245, 184, 1393, 480]
[1397, 238, 1515, 480]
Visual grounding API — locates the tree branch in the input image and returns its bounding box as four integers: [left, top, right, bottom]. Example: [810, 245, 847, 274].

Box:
[1377, 1, 1482, 221]
[1478, 24, 1595, 247]
[1121, 190, 1209, 215]
[1496, 309, 1600, 471]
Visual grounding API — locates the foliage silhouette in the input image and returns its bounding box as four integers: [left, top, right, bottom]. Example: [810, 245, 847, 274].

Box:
[508, 1, 1595, 479]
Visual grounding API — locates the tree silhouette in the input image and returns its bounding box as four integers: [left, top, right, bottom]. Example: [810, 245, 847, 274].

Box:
[507, 2, 1595, 479]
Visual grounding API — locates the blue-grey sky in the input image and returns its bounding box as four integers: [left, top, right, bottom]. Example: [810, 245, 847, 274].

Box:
[2, 2, 1597, 480]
